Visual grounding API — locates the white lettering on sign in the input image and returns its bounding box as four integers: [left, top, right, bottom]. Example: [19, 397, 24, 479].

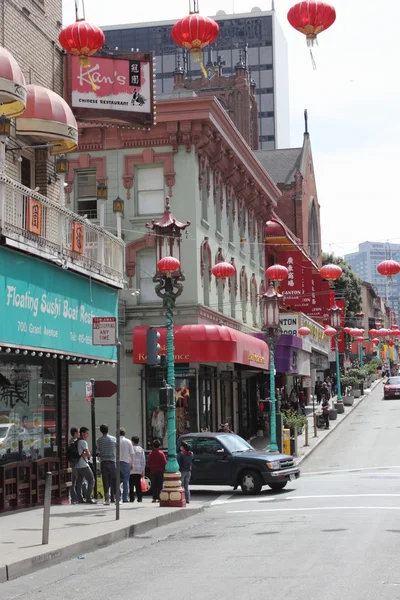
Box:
[92, 317, 117, 346]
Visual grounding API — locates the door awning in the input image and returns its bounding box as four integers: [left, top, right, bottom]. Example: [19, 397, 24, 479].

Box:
[16, 85, 78, 155]
[133, 324, 269, 369]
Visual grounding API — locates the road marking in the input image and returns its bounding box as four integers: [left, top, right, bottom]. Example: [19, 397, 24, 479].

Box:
[210, 496, 276, 506]
[227, 506, 400, 514]
[302, 466, 400, 476]
[286, 494, 400, 500]
[209, 493, 231, 506]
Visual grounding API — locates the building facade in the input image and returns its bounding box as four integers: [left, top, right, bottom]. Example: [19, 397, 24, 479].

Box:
[101, 7, 290, 149]
[66, 87, 283, 445]
[0, 2, 124, 512]
[345, 242, 400, 316]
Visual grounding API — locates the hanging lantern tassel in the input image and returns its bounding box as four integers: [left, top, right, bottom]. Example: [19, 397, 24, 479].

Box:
[190, 48, 207, 78]
[309, 48, 317, 70]
[78, 56, 98, 91]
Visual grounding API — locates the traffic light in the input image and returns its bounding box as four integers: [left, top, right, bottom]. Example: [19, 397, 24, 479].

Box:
[146, 327, 161, 365]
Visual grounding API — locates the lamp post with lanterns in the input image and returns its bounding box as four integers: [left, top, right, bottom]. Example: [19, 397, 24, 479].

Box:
[261, 264, 288, 453]
[330, 303, 343, 403]
[146, 197, 190, 507]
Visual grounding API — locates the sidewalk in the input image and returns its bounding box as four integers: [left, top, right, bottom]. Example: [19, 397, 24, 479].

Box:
[252, 378, 383, 464]
[0, 500, 204, 582]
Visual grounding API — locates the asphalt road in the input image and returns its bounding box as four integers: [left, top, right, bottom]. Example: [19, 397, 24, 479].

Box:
[2, 381, 400, 600]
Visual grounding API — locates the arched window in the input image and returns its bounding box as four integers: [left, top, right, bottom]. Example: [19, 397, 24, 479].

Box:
[308, 199, 320, 262]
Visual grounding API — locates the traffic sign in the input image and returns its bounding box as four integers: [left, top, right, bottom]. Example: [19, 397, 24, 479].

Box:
[92, 317, 117, 346]
[85, 381, 93, 402]
[94, 380, 118, 398]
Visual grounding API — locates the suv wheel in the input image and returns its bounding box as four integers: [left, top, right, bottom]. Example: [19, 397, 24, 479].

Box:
[268, 482, 287, 491]
[240, 470, 262, 495]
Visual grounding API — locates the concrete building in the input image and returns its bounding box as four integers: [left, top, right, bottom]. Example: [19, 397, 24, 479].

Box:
[345, 242, 400, 316]
[0, 2, 124, 511]
[101, 7, 290, 150]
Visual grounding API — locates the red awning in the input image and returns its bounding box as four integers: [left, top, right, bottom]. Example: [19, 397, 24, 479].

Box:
[133, 324, 269, 369]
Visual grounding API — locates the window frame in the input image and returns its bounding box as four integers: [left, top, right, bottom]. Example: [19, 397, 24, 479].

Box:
[135, 165, 165, 217]
[75, 169, 98, 219]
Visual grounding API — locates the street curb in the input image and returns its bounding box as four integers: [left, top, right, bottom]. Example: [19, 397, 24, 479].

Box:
[4, 507, 203, 582]
[296, 379, 383, 467]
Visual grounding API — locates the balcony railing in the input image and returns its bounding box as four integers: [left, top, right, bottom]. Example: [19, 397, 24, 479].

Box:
[0, 174, 124, 288]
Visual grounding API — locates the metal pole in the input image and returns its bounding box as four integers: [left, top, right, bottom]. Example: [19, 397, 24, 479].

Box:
[42, 472, 52, 545]
[335, 337, 342, 401]
[165, 299, 179, 473]
[115, 341, 121, 520]
[90, 379, 97, 500]
[269, 340, 278, 452]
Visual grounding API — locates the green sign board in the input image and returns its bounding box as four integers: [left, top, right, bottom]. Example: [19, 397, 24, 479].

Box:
[0, 248, 118, 360]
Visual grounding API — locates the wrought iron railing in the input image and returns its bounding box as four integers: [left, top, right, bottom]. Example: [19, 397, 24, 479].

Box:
[0, 174, 124, 287]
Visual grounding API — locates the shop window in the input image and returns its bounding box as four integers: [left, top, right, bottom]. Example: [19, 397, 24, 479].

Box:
[137, 166, 164, 215]
[199, 366, 217, 431]
[75, 170, 97, 219]
[144, 367, 197, 449]
[220, 371, 234, 428]
[138, 250, 158, 303]
[0, 357, 58, 465]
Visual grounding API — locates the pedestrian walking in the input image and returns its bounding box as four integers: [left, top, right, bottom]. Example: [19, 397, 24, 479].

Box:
[177, 441, 193, 504]
[321, 397, 330, 430]
[148, 439, 166, 503]
[96, 424, 116, 505]
[67, 426, 80, 504]
[130, 436, 146, 503]
[119, 428, 134, 502]
[76, 426, 96, 504]
[314, 378, 322, 405]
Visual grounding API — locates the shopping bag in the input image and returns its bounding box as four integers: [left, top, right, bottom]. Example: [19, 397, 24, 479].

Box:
[140, 477, 148, 493]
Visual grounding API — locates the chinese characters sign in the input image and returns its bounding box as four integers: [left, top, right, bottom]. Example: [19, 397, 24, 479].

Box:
[67, 53, 154, 127]
[278, 251, 331, 324]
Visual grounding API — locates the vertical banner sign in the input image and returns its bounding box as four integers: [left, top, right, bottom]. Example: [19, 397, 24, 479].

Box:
[85, 381, 93, 402]
[26, 197, 42, 235]
[72, 221, 84, 254]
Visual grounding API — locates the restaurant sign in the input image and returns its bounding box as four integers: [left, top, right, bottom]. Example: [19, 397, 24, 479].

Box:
[66, 53, 155, 127]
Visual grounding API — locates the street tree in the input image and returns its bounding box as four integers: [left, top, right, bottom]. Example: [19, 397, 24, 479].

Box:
[322, 253, 362, 318]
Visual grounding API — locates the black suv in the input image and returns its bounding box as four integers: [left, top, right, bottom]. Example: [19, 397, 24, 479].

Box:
[177, 432, 300, 494]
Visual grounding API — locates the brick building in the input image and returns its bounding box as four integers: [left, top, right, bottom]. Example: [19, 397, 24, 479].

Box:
[255, 114, 322, 266]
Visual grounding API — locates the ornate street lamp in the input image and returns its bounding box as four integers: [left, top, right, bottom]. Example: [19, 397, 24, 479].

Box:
[330, 302, 343, 403]
[146, 197, 190, 507]
[260, 283, 283, 453]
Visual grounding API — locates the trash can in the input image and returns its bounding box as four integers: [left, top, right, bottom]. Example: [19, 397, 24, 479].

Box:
[283, 428, 291, 455]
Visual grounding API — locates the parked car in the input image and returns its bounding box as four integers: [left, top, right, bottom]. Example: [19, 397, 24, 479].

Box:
[383, 376, 400, 399]
[175, 432, 300, 494]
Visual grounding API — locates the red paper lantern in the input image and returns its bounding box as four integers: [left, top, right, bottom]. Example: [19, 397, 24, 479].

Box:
[266, 264, 289, 282]
[377, 259, 400, 278]
[350, 328, 363, 337]
[376, 328, 389, 337]
[59, 20, 105, 67]
[157, 256, 181, 274]
[171, 9, 219, 75]
[392, 330, 400, 337]
[212, 262, 235, 279]
[319, 264, 342, 281]
[392, 325, 399, 330]
[356, 336, 364, 343]
[287, 0, 336, 47]
[388, 340, 394, 347]
[371, 338, 380, 345]
[324, 326, 337, 337]
[369, 329, 377, 337]
[298, 326, 311, 337]
[343, 327, 352, 334]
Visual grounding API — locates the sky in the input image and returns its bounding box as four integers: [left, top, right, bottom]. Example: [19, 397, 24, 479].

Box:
[63, 0, 400, 258]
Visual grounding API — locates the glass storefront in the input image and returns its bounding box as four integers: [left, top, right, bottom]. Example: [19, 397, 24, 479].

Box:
[0, 356, 58, 464]
[144, 365, 197, 449]
[199, 365, 217, 432]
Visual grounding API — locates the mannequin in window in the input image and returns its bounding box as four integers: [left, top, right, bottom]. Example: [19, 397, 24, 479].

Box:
[151, 406, 165, 439]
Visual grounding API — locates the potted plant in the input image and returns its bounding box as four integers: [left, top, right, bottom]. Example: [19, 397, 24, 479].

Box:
[340, 376, 358, 405]
[282, 411, 308, 456]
